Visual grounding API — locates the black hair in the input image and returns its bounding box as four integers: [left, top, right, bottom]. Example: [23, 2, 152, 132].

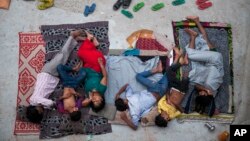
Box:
[115, 98, 128, 111]
[195, 95, 214, 115]
[89, 96, 106, 112]
[69, 111, 82, 121]
[155, 114, 168, 127]
[26, 106, 43, 123]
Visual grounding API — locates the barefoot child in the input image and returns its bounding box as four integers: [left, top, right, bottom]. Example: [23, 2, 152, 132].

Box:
[57, 62, 86, 121]
[155, 47, 189, 127]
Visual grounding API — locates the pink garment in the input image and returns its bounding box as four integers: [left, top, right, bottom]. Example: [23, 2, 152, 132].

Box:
[29, 72, 59, 108]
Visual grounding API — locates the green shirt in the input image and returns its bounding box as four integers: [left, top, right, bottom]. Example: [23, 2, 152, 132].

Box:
[83, 68, 107, 96]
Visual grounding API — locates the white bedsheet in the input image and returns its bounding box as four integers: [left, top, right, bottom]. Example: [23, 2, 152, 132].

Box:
[105, 56, 163, 104]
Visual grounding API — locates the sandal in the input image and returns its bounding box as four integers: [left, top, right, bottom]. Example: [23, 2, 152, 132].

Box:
[198, 1, 212, 10]
[151, 3, 165, 11]
[195, 0, 208, 5]
[172, 0, 185, 6]
[88, 3, 96, 13]
[37, 0, 54, 10]
[121, 9, 133, 19]
[122, 0, 132, 9]
[113, 0, 123, 11]
[133, 2, 145, 12]
[84, 5, 90, 17]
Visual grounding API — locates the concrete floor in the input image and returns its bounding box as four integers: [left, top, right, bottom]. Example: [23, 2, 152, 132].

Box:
[0, 0, 250, 140]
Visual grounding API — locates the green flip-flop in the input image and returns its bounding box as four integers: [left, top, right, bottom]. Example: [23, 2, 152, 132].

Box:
[133, 2, 145, 12]
[172, 0, 185, 6]
[121, 9, 133, 19]
[151, 3, 165, 11]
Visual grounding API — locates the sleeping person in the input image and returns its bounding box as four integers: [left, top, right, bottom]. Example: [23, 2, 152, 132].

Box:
[56, 62, 86, 121]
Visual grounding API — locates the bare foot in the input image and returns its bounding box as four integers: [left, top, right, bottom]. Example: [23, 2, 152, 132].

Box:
[184, 28, 198, 37]
[186, 16, 200, 23]
[141, 117, 149, 124]
[92, 37, 100, 47]
[72, 62, 82, 71]
[156, 60, 163, 73]
[179, 53, 189, 65]
[151, 60, 163, 73]
[173, 47, 183, 60]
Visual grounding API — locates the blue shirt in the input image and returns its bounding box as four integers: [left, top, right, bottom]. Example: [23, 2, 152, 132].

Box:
[125, 85, 156, 127]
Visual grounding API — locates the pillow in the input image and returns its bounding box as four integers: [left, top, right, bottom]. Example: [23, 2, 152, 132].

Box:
[0, 0, 11, 9]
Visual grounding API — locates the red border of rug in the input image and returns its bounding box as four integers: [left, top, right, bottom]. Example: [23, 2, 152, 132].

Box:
[14, 32, 45, 135]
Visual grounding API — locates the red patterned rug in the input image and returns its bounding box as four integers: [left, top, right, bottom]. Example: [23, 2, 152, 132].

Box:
[14, 33, 45, 135]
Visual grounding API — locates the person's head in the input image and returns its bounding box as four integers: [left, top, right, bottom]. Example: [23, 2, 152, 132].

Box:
[195, 95, 213, 114]
[26, 105, 44, 123]
[69, 110, 82, 121]
[115, 98, 128, 111]
[89, 91, 105, 112]
[155, 114, 168, 127]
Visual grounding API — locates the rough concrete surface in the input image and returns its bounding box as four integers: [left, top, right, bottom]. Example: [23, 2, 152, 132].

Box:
[0, 0, 249, 140]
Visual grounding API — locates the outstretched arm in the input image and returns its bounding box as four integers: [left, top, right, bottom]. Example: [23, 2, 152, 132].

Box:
[115, 84, 129, 100]
[120, 112, 137, 130]
[99, 58, 108, 86]
[81, 98, 92, 107]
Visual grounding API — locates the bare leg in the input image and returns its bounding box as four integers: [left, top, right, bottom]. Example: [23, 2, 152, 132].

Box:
[184, 28, 198, 49]
[186, 16, 214, 49]
[151, 60, 163, 73]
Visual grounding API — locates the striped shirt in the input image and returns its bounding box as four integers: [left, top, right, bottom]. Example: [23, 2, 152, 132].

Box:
[29, 72, 59, 108]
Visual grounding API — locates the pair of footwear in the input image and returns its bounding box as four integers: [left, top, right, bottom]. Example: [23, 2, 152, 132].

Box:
[121, 2, 164, 19]
[172, 0, 185, 6]
[121, 1, 144, 19]
[37, 0, 54, 10]
[196, 0, 212, 10]
[133, 2, 164, 12]
[113, 0, 132, 11]
[151, 2, 165, 11]
[84, 3, 96, 17]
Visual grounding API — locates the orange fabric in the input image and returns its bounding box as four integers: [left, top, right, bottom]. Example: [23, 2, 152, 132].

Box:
[77, 39, 106, 73]
[0, 0, 11, 9]
[126, 29, 153, 48]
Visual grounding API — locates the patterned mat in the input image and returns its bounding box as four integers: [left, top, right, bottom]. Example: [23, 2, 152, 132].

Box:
[14, 33, 45, 135]
[172, 21, 234, 122]
[38, 21, 111, 139]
